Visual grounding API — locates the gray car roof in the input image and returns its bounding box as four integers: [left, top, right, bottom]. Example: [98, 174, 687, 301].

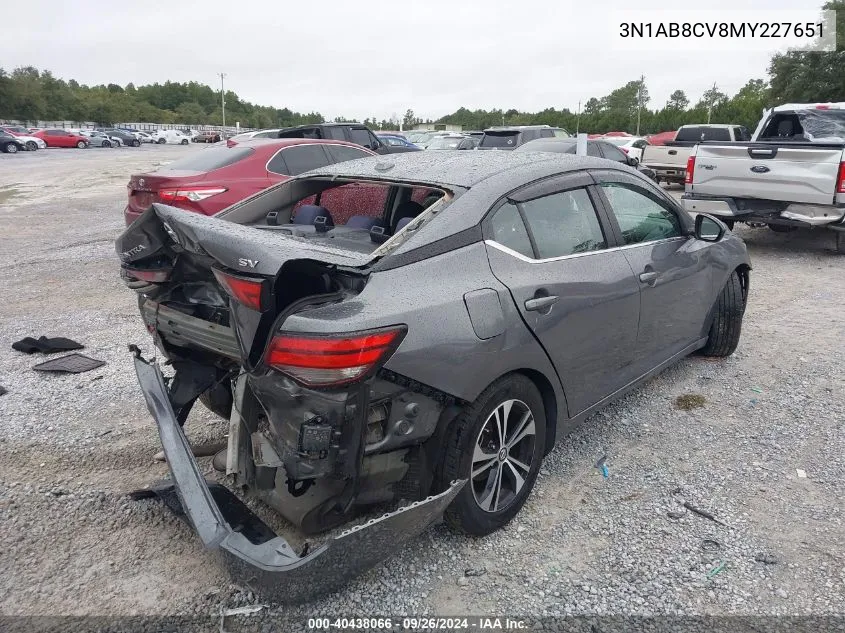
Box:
[304, 151, 615, 189]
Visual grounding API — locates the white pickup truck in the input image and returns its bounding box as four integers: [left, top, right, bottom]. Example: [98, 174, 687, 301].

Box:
[682, 103, 845, 252]
[642, 124, 751, 185]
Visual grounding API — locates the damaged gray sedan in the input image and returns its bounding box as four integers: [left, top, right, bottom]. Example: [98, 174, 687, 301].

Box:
[117, 151, 751, 601]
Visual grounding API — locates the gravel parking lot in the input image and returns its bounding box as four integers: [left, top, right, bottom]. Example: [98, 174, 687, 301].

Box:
[0, 147, 843, 624]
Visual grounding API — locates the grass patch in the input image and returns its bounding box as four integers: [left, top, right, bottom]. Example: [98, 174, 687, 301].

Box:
[675, 393, 706, 410]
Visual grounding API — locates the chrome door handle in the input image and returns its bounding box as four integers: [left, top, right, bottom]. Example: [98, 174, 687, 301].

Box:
[639, 271, 658, 283]
[525, 295, 559, 311]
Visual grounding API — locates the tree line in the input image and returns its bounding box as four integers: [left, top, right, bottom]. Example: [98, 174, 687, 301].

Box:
[0, 1, 841, 132]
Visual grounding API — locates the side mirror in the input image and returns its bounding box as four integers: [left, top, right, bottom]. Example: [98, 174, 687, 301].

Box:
[694, 214, 727, 242]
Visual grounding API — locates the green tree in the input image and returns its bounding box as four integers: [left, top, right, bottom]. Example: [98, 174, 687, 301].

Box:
[175, 101, 207, 124]
[667, 90, 689, 110]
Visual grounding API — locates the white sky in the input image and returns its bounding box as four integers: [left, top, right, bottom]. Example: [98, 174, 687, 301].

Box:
[2, 0, 827, 120]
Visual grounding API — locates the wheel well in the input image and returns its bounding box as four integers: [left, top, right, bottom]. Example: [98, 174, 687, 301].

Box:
[513, 369, 558, 455]
[735, 264, 750, 304]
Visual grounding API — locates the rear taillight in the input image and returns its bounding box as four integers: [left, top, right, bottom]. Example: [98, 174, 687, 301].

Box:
[121, 266, 171, 283]
[837, 162, 845, 194]
[212, 268, 269, 311]
[159, 187, 227, 203]
[266, 327, 406, 387]
[685, 156, 695, 184]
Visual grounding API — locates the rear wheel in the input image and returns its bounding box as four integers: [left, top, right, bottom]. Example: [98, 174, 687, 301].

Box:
[76, 140, 86, 149]
[181, 139, 189, 145]
[132, 139, 140, 147]
[4, 142, 18, 153]
[102, 140, 111, 148]
[25, 141, 37, 151]
[438, 374, 545, 536]
[158, 138, 166, 144]
[700, 271, 745, 357]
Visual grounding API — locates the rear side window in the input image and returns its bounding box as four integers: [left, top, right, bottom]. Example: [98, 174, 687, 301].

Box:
[599, 182, 682, 245]
[599, 142, 627, 163]
[158, 146, 255, 172]
[271, 145, 330, 176]
[324, 144, 371, 164]
[490, 202, 533, 257]
[326, 127, 346, 141]
[480, 131, 520, 148]
[521, 189, 607, 258]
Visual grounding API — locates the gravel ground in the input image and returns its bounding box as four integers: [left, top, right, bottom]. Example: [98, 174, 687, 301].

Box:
[0, 147, 843, 627]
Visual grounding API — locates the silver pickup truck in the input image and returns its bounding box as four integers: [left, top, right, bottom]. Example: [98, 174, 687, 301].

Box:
[682, 103, 845, 252]
[642, 124, 750, 185]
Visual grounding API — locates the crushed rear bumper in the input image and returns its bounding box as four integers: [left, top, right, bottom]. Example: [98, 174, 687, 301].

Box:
[132, 352, 464, 603]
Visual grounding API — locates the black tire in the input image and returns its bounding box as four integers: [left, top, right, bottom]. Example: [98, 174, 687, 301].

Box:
[102, 140, 111, 148]
[76, 140, 86, 149]
[768, 224, 797, 233]
[438, 374, 546, 536]
[4, 142, 18, 153]
[198, 382, 233, 420]
[181, 139, 189, 145]
[25, 141, 37, 151]
[700, 271, 745, 357]
[158, 138, 166, 144]
[132, 139, 140, 147]
[836, 231, 845, 254]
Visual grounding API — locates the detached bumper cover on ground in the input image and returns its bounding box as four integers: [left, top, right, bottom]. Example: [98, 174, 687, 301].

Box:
[132, 352, 464, 603]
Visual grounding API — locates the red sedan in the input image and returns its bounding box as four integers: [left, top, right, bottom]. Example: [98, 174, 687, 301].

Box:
[31, 128, 89, 148]
[124, 139, 378, 225]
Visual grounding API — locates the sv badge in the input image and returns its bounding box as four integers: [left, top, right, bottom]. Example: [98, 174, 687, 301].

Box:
[238, 258, 259, 268]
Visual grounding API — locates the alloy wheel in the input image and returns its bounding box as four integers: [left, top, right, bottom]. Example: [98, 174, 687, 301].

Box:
[25, 141, 37, 151]
[6, 143, 18, 153]
[471, 399, 536, 513]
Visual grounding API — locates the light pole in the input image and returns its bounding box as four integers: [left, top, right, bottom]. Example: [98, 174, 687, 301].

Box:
[707, 81, 717, 124]
[219, 72, 227, 130]
[576, 100, 581, 135]
[635, 74, 644, 136]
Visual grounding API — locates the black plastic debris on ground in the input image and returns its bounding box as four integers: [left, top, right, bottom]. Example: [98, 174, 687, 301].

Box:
[32, 353, 105, 374]
[12, 336, 84, 354]
[0, 385, 7, 396]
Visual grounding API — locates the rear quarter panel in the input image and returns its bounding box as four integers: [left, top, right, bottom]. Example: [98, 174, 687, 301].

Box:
[279, 242, 565, 409]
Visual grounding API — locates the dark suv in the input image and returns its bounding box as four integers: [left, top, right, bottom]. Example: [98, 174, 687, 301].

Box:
[271, 123, 420, 155]
[478, 125, 569, 150]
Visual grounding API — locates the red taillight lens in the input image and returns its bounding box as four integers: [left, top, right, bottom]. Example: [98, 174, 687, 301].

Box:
[266, 327, 406, 387]
[121, 266, 171, 283]
[159, 187, 227, 203]
[685, 156, 695, 184]
[837, 162, 845, 194]
[212, 268, 268, 311]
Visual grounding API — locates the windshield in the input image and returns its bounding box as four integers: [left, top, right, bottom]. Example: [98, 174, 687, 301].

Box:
[427, 137, 464, 149]
[157, 146, 255, 172]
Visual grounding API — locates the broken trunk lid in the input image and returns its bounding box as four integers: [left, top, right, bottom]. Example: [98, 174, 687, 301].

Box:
[120, 204, 376, 275]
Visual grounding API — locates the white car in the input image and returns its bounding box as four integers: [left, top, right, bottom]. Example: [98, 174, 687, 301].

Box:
[601, 136, 650, 163]
[152, 130, 192, 145]
[13, 134, 47, 151]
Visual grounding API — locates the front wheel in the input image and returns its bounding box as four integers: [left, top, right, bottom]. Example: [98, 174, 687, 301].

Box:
[181, 139, 188, 145]
[438, 374, 546, 536]
[4, 142, 18, 153]
[25, 141, 38, 151]
[132, 139, 140, 147]
[157, 138, 166, 144]
[700, 271, 746, 357]
[76, 140, 86, 149]
[102, 140, 111, 148]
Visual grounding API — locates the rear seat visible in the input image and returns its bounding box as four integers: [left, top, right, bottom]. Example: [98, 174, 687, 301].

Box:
[345, 215, 381, 230]
[292, 204, 334, 227]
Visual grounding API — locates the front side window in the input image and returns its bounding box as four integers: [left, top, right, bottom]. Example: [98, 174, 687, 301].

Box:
[489, 202, 533, 258]
[520, 189, 607, 258]
[599, 182, 682, 245]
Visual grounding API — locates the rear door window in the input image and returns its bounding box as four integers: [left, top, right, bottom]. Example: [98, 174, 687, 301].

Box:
[158, 146, 255, 172]
[520, 189, 607, 258]
[325, 127, 347, 141]
[480, 131, 520, 148]
[273, 145, 331, 176]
